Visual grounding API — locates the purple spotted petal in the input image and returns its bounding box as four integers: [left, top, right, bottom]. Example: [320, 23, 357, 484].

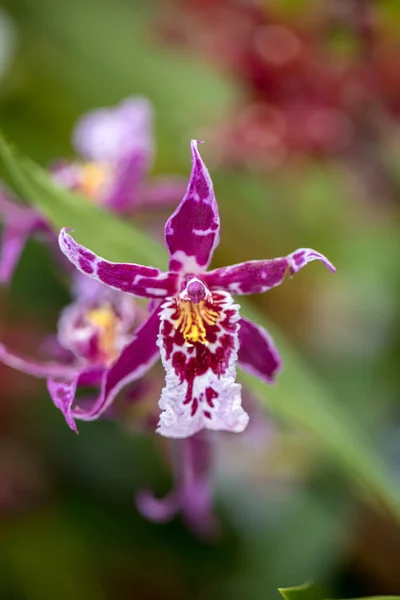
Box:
[72, 96, 154, 166]
[48, 306, 161, 432]
[137, 433, 216, 537]
[58, 228, 179, 298]
[164, 140, 220, 273]
[288, 248, 336, 274]
[157, 290, 249, 438]
[238, 318, 282, 384]
[204, 248, 335, 295]
[0, 343, 79, 379]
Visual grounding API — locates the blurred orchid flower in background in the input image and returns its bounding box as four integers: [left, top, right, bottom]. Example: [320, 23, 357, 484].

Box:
[0, 274, 152, 433]
[0, 96, 186, 283]
[52, 96, 186, 212]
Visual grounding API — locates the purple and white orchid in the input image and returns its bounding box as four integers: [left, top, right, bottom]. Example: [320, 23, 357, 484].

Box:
[0, 96, 186, 283]
[58, 140, 335, 440]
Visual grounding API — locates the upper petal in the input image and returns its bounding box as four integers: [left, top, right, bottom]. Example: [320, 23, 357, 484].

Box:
[238, 317, 282, 384]
[157, 290, 249, 438]
[59, 228, 179, 299]
[164, 140, 220, 273]
[48, 306, 161, 432]
[72, 97, 154, 167]
[204, 248, 335, 295]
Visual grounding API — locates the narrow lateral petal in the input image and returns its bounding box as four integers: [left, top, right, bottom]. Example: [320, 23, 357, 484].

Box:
[164, 140, 220, 273]
[157, 290, 249, 438]
[238, 317, 282, 384]
[204, 248, 335, 295]
[59, 228, 179, 299]
[48, 307, 161, 431]
[0, 343, 79, 379]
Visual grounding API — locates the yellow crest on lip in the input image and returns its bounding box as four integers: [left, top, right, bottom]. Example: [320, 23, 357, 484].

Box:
[86, 305, 119, 364]
[174, 300, 219, 345]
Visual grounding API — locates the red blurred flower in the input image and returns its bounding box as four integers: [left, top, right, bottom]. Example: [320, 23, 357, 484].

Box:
[162, 0, 400, 171]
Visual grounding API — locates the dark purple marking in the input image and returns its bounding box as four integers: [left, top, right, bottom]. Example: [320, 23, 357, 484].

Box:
[191, 398, 198, 416]
[205, 387, 217, 408]
[79, 259, 94, 274]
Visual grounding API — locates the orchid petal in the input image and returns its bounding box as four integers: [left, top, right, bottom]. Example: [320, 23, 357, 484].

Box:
[0, 222, 31, 283]
[0, 191, 42, 283]
[0, 343, 79, 379]
[104, 152, 149, 212]
[47, 368, 101, 433]
[238, 317, 282, 384]
[58, 228, 179, 299]
[48, 306, 161, 432]
[72, 97, 154, 166]
[164, 140, 220, 273]
[157, 290, 249, 438]
[137, 433, 216, 537]
[204, 248, 335, 295]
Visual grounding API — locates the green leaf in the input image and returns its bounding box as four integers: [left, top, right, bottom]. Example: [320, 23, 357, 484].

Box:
[2, 134, 400, 523]
[279, 583, 320, 600]
[279, 583, 400, 600]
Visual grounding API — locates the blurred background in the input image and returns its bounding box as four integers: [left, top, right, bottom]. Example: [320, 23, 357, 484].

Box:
[0, 0, 400, 598]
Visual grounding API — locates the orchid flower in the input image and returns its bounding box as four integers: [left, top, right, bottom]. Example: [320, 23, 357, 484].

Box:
[58, 140, 335, 440]
[0, 274, 156, 432]
[0, 97, 186, 283]
[52, 96, 185, 212]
